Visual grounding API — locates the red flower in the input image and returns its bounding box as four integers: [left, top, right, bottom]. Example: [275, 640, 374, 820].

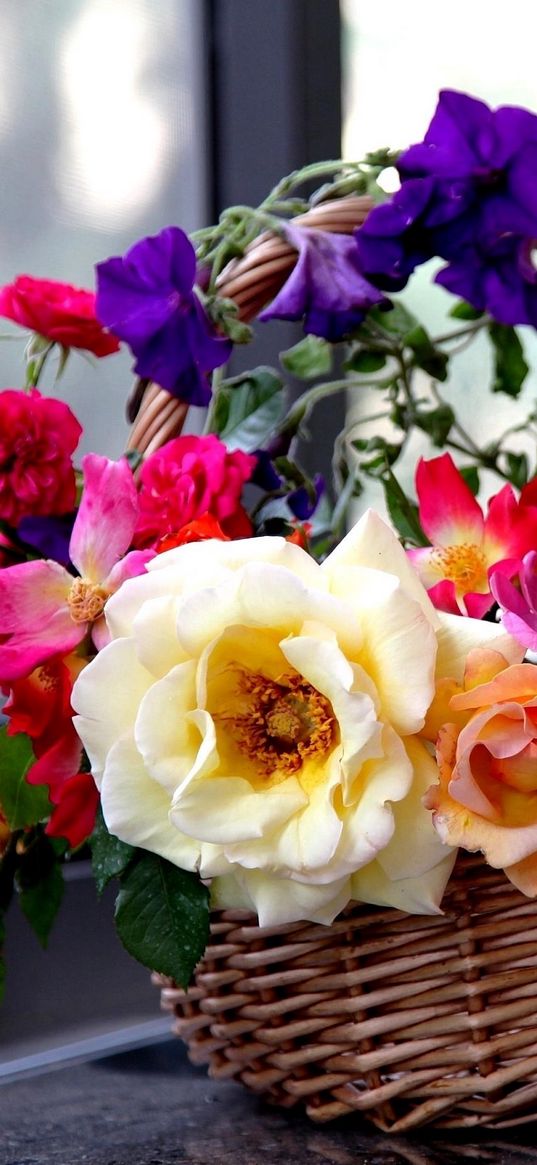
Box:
[134, 434, 256, 548]
[155, 513, 230, 553]
[0, 275, 120, 357]
[0, 389, 82, 526]
[3, 654, 98, 848]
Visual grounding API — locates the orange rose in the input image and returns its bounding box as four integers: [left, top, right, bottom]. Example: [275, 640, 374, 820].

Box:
[423, 648, 537, 894]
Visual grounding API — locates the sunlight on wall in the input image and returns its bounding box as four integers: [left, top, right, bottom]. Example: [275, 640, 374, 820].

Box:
[341, 0, 537, 506]
[0, 0, 206, 458]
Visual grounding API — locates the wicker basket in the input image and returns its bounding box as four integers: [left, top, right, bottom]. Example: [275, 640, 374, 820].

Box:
[155, 854, 537, 1132]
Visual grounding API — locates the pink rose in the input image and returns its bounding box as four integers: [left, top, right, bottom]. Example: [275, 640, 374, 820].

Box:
[0, 389, 82, 526]
[134, 434, 256, 548]
[0, 275, 120, 357]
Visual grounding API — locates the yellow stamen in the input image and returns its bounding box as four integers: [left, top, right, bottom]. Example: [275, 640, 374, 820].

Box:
[218, 669, 336, 778]
[67, 578, 108, 624]
[432, 543, 488, 592]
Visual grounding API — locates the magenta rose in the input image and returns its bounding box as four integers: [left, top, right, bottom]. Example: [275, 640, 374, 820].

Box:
[0, 275, 120, 357]
[134, 434, 256, 548]
[0, 389, 82, 526]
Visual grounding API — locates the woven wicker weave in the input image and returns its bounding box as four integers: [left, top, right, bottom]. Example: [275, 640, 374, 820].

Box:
[156, 854, 537, 1132]
[126, 195, 372, 456]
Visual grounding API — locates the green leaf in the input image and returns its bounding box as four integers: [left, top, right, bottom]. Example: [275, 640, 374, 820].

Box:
[369, 301, 418, 337]
[280, 335, 332, 379]
[90, 806, 135, 896]
[489, 323, 529, 398]
[344, 349, 386, 374]
[19, 860, 64, 948]
[208, 367, 285, 452]
[352, 435, 402, 476]
[414, 404, 455, 447]
[459, 465, 480, 496]
[381, 469, 429, 546]
[405, 325, 449, 382]
[505, 451, 529, 490]
[0, 728, 50, 830]
[115, 853, 210, 988]
[449, 301, 484, 321]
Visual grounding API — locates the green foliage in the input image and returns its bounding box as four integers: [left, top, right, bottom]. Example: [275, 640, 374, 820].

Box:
[404, 325, 449, 382]
[90, 807, 135, 895]
[352, 435, 402, 476]
[280, 335, 332, 379]
[115, 853, 210, 989]
[488, 323, 529, 397]
[414, 404, 455, 446]
[381, 469, 430, 547]
[459, 465, 480, 495]
[449, 301, 485, 321]
[19, 861, 64, 948]
[344, 348, 386, 374]
[504, 451, 529, 489]
[0, 728, 50, 830]
[16, 830, 64, 948]
[208, 366, 285, 452]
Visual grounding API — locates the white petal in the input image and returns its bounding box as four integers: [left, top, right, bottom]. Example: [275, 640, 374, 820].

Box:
[149, 534, 323, 585]
[351, 850, 455, 915]
[435, 611, 525, 682]
[133, 594, 190, 676]
[100, 735, 200, 867]
[72, 638, 152, 784]
[376, 737, 454, 880]
[323, 509, 439, 625]
[171, 774, 307, 844]
[134, 661, 199, 792]
[328, 566, 437, 734]
[217, 867, 353, 926]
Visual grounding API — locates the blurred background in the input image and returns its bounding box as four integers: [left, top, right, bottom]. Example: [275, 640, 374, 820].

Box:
[3, 0, 537, 1072]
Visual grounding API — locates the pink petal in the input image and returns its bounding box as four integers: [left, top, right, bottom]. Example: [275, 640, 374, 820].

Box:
[406, 546, 441, 589]
[464, 590, 495, 619]
[105, 548, 155, 590]
[484, 484, 537, 560]
[0, 560, 84, 680]
[426, 578, 463, 614]
[415, 454, 484, 546]
[69, 454, 138, 582]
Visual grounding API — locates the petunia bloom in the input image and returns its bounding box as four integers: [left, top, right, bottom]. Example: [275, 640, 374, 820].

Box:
[356, 90, 537, 311]
[258, 225, 388, 340]
[95, 227, 232, 404]
[423, 647, 537, 897]
[406, 453, 537, 618]
[354, 178, 445, 292]
[0, 275, 120, 356]
[491, 550, 537, 651]
[0, 454, 153, 682]
[134, 434, 256, 549]
[72, 511, 517, 927]
[0, 389, 82, 528]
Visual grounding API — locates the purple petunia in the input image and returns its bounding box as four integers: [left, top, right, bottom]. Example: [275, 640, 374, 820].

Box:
[95, 227, 232, 405]
[258, 225, 389, 341]
[355, 90, 537, 318]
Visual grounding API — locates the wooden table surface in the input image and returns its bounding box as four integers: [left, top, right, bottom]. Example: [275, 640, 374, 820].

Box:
[3, 1040, 537, 1165]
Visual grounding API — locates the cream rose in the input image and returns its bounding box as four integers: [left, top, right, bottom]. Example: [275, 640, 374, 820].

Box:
[72, 512, 519, 926]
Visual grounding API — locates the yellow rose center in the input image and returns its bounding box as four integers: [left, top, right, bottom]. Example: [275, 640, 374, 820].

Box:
[67, 578, 108, 624]
[217, 669, 336, 780]
[433, 543, 488, 592]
